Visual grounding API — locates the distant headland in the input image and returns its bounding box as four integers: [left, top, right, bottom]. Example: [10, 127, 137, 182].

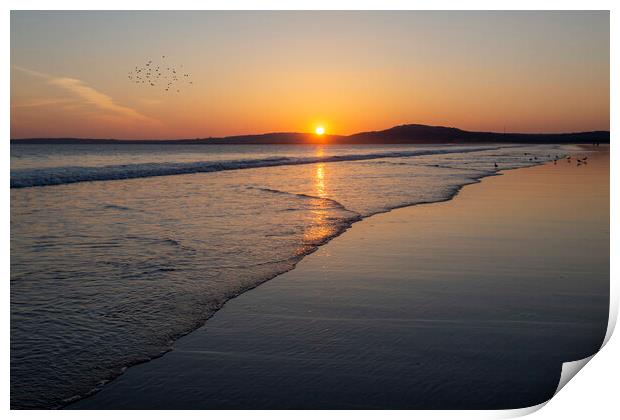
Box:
[11, 124, 610, 145]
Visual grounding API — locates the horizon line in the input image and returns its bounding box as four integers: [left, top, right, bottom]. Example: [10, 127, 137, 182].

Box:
[10, 123, 611, 142]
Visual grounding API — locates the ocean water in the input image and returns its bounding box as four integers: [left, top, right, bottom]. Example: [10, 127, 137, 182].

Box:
[10, 142, 570, 409]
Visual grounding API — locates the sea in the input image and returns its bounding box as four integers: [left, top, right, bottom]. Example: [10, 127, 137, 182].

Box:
[10, 142, 572, 408]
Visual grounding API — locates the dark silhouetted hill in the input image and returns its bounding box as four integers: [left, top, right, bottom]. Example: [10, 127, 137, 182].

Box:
[11, 124, 609, 145]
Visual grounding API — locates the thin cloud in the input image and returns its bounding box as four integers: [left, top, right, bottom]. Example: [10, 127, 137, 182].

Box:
[11, 98, 74, 109]
[49, 77, 154, 122]
[12, 65, 49, 79]
[13, 66, 157, 124]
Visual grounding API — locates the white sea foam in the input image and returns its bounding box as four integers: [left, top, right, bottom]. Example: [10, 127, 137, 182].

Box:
[11, 146, 504, 188]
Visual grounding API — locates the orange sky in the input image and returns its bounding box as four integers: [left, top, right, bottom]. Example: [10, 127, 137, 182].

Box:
[11, 11, 609, 139]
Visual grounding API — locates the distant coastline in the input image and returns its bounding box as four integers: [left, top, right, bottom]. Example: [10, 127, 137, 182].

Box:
[10, 124, 610, 145]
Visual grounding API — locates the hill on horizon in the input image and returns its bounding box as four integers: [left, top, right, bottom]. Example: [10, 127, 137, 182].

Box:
[11, 124, 610, 145]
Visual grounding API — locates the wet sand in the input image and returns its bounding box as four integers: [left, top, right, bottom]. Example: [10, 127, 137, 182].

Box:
[72, 147, 609, 410]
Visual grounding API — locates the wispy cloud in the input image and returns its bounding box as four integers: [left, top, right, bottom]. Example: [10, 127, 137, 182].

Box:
[12, 66, 157, 124]
[12, 65, 49, 79]
[49, 77, 154, 122]
[11, 98, 74, 109]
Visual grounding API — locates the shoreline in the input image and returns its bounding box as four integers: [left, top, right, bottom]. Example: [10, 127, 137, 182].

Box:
[70, 146, 609, 409]
[11, 143, 571, 409]
[56, 149, 555, 409]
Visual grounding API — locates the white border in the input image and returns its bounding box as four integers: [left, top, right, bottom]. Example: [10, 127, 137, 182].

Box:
[4, 2, 617, 419]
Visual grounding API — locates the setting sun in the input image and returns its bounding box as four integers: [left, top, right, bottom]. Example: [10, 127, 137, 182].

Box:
[315, 126, 325, 136]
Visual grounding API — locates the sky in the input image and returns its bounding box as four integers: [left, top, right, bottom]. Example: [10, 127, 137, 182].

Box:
[11, 11, 609, 139]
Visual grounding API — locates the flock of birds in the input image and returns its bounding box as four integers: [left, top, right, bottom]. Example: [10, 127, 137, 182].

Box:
[561, 155, 589, 166]
[127, 56, 193, 93]
[493, 153, 591, 169]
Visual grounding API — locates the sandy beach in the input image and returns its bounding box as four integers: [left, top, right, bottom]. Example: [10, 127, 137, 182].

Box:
[68, 147, 609, 410]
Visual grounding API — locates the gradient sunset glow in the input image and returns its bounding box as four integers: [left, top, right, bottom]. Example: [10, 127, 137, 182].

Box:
[11, 11, 609, 139]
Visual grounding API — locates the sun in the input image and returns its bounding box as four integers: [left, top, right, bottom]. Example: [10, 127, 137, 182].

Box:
[315, 126, 325, 136]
